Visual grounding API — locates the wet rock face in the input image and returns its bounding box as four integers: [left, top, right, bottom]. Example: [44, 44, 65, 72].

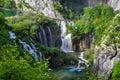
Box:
[93, 45, 120, 79]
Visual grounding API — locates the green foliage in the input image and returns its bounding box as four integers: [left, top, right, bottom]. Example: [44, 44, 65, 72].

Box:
[0, 45, 55, 80]
[88, 75, 98, 80]
[112, 62, 120, 80]
[0, 9, 19, 17]
[38, 15, 56, 26]
[54, 2, 74, 19]
[67, 5, 115, 45]
[0, 14, 57, 80]
[7, 13, 57, 44]
[38, 45, 77, 68]
[84, 49, 94, 63]
[7, 14, 38, 40]
[18, 0, 34, 11]
[0, 12, 6, 25]
[84, 49, 94, 78]
[0, 0, 16, 9]
[53, 0, 81, 19]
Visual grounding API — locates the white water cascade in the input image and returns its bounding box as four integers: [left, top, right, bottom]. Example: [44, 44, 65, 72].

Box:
[61, 21, 73, 53]
[39, 26, 48, 46]
[38, 30, 43, 44]
[69, 52, 89, 72]
[9, 31, 16, 39]
[47, 26, 53, 47]
[19, 39, 39, 62]
[77, 52, 89, 70]
[8, 32, 44, 61]
[37, 25, 53, 47]
[9, 31, 16, 45]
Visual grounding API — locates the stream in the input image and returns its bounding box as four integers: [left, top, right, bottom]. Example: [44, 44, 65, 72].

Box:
[52, 51, 88, 80]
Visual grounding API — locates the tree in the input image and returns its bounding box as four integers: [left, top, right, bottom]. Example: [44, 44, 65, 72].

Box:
[0, 0, 16, 9]
[0, 12, 6, 25]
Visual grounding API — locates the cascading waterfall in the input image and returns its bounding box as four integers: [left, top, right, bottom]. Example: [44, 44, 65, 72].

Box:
[77, 52, 89, 70]
[8, 31, 45, 62]
[19, 39, 39, 62]
[37, 25, 53, 47]
[61, 21, 73, 53]
[47, 26, 53, 47]
[30, 39, 45, 60]
[39, 25, 48, 46]
[9, 31, 16, 44]
[38, 31, 43, 44]
[69, 52, 89, 72]
[9, 32, 16, 39]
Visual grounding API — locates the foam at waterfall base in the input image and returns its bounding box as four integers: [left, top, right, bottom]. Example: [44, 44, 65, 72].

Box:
[61, 48, 74, 53]
[69, 67, 85, 72]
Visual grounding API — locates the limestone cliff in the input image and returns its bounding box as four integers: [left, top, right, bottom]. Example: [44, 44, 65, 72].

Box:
[86, 0, 120, 11]
[93, 14, 120, 79]
[14, 0, 63, 19]
[108, 0, 120, 11]
[94, 43, 120, 79]
[14, 0, 120, 21]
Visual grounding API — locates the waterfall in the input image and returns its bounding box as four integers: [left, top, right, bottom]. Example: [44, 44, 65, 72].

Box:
[9, 31, 16, 39]
[38, 31, 43, 44]
[38, 25, 53, 47]
[9, 31, 16, 45]
[77, 52, 89, 69]
[8, 31, 45, 62]
[69, 52, 88, 72]
[39, 25, 48, 46]
[19, 39, 39, 62]
[61, 21, 73, 53]
[47, 26, 53, 47]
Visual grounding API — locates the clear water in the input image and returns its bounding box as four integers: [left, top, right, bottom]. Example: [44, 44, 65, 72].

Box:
[53, 66, 85, 80]
[0, 9, 21, 17]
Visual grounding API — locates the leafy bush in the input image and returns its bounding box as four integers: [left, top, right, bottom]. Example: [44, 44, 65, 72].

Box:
[53, 0, 80, 19]
[0, 45, 55, 80]
[0, 12, 6, 25]
[0, 0, 16, 9]
[112, 62, 120, 80]
[38, 45, 77, 68]
[67, 5, 115, 45]
[0, 34, 56, 80]
[0, 15, 57, 80]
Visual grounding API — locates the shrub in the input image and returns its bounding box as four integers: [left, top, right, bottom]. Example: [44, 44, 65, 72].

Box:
[112, 62, 120, 80]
